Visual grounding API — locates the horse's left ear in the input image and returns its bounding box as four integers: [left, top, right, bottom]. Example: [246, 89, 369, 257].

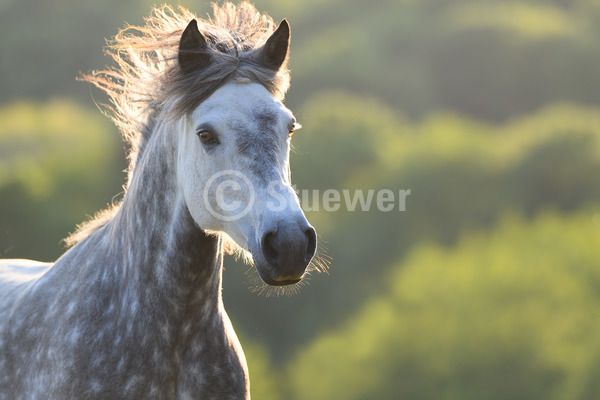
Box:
[179, 19, 211, 74]
[260, 19, 290, 71]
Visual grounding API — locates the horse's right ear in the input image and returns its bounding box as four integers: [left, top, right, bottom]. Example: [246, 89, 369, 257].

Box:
[179, 19, 211, 74]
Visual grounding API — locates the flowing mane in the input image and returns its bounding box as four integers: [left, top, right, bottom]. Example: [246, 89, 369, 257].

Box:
[67, 2, 291, 246]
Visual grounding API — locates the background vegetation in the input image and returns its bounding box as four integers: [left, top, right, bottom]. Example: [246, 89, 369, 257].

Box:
[2, 0, 600, 398]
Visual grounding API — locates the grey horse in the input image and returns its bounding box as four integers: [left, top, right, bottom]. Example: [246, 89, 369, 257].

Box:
[0, 3, 319, 399]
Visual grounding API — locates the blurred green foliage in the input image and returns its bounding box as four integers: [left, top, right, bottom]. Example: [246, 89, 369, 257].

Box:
[4, 0, 600, 120]
[0, 100, 125, 259]
[288, 210, 600, 400]
[2, 0, 600, 398]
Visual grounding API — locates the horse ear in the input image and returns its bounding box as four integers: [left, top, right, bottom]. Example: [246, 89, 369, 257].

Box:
[179, 19, 211, 74]
[260, 19, 290, 71]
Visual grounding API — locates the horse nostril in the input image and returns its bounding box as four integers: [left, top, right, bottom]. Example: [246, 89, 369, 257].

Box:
[304, 226, 317, 264]
[261, 231, 279, 267]
[261, 225, 316, 271]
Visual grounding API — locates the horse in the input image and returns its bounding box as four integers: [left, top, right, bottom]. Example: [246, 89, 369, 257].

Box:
[0, 3, 321, 398]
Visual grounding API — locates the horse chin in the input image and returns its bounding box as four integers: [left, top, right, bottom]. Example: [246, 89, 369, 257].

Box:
[254, 263, 304, 287]
[260, 274, 302, 287]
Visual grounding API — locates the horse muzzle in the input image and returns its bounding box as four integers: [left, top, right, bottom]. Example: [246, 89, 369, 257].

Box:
[254, 221, 317, 286]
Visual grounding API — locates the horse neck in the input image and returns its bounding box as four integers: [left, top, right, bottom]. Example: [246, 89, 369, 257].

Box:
[106, 119, 223, 321]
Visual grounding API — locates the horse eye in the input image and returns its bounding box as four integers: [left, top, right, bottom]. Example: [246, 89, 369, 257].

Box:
[288, 121, 301, 137]
[197, 130, 219, 145]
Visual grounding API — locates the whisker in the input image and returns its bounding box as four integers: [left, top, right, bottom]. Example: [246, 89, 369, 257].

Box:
[307, 242, 332, 274]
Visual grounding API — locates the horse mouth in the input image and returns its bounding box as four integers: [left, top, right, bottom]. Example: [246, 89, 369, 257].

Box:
[255, 266, 304, 286]
[260, 276, 303, 286]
